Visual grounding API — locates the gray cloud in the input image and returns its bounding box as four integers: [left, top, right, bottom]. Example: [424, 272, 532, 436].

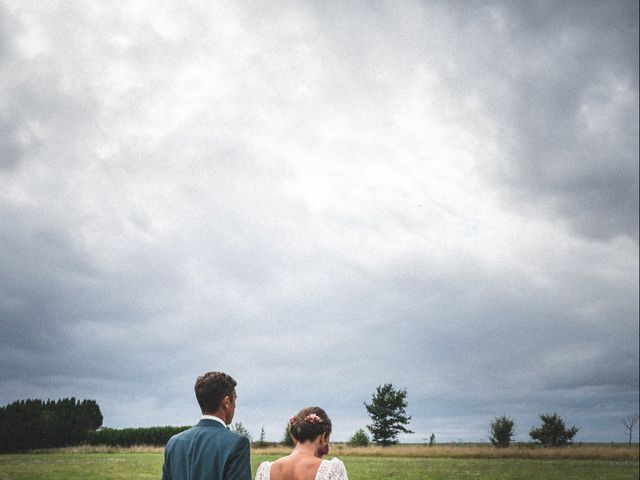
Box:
[452, 0, 639, 240]
[0, 1, 637, 443]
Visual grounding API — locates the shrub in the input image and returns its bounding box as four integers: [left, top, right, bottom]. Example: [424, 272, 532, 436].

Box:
[349, 428, 370, 447]
[85, 426, 190, 447]
[490, 416, 515, 448]
[530, 413, 579, 446]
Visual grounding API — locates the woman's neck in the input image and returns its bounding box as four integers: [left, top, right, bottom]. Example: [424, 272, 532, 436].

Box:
[292, 442, 319, 458]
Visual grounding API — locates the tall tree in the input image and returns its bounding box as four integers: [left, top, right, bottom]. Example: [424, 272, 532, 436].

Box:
[256, 426, 267, 448]
[622, 412, 639, 445]
[529, 413, 579, 447]
[364, 384, 413, 446]
[489, 416, 515, 448]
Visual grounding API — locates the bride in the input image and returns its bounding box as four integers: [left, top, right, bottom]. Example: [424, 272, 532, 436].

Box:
[255, 407, 348, 480]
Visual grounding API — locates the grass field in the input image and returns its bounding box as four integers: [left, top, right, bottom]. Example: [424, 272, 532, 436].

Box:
[0, 446, 637, 480]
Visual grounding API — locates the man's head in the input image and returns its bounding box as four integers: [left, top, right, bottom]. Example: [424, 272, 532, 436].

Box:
[194, 372, 237, 424]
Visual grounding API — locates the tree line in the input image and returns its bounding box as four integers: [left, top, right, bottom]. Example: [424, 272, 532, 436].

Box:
[259, 383, 638, 448]
[0, 397, 192, 451]
[0, 398, 102, 452]
[2, 391, 637, 451]
[345, 384, 638, 448]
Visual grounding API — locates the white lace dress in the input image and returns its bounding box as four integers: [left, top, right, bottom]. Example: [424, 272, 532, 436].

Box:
[255, 458, 348, 480]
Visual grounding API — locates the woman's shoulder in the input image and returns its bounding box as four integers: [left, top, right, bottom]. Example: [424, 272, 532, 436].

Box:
[318, 457, 348, 479]
[255, 461, 271, 480]
[324, 457, 345, 467]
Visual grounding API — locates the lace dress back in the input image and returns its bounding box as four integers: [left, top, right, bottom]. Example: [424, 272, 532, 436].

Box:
[255, 458, 348, 480]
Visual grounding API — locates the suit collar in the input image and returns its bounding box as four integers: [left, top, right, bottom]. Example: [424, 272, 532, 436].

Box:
[196, 418, 227, 428]
[200, 414, 227, 427]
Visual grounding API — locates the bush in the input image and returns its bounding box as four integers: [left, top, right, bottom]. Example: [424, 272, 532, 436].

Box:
[349, 428, 370, 447]
[85, 426, 190, 447]
[530, 413, 579, 447]
[489, 416, 515, 448]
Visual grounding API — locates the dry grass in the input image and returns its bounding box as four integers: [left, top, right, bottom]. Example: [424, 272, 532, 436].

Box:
[251, 443, 640, 461]
[42, 445, 165, 454]
[44, 443, 639, 461]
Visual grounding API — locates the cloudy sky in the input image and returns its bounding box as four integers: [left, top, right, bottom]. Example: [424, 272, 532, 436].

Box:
[1, 1, 638, 443]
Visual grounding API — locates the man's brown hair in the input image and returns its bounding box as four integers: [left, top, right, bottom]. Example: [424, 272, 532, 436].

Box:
[194, 372, 237, 413]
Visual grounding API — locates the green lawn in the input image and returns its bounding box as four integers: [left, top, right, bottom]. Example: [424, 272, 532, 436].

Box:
[0, 453, 637, 480]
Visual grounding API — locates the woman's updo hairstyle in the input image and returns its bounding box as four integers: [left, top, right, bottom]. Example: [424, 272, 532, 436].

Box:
[288, 406, 332, 443]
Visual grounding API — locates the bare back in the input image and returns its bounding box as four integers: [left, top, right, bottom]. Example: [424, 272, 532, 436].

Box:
[256, 456, 348, 480]
[268, 454, 322, 480]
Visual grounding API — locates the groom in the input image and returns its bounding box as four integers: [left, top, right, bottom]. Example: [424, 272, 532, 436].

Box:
[162, 372, 251, 480]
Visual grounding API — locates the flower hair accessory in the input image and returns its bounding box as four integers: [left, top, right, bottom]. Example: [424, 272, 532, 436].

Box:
[319, 444, 330, 457]
[289, 415, 298, 426]
[304, 413, 323, 424]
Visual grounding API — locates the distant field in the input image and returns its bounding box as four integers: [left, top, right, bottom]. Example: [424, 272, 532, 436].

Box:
[47, 442, 640, 460]
[255, 443, 639, 461]
[0, 445, 638, 480]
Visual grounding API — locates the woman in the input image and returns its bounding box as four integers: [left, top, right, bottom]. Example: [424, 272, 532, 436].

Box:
[255, 407, 348, 480]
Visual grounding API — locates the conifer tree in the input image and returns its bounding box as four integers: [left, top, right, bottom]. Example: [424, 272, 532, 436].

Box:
[364, 384, 412, 446]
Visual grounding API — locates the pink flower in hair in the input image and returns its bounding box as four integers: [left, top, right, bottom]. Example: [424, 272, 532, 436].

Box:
[305, 413, 322, 424]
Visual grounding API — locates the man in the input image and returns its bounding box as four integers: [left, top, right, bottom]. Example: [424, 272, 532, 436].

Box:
[163, 372, 251, 480]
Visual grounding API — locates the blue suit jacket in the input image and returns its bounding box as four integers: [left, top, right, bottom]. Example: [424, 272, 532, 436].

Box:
[162, 419, 251, 480]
